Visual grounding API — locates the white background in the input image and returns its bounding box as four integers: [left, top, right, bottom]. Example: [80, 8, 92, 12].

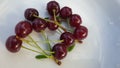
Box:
[0, 0, 120, 68]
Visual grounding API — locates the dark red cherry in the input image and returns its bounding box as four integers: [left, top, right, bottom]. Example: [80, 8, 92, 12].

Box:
[60, 32, 75, 47]
[47, 17, 58, 31]
[47, 1, 60, 16]
[24, 8, 39, 21]
[52, 43, 67, 60]
[15, 21, 32, 38]
[6, 35, 22, 53]
[47, 22, 58, 31]
[32, 18, 47, 32]
[74, 26, 88, 40]
[60, 6, 72, 19]
[69, 14, 82, 27]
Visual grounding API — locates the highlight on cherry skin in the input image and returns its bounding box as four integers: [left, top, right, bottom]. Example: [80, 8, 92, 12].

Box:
[69, 14, 82, 27]
[74, 25, 88, 40]
[47, 17, 59, 31]
[60, 6, 72, 19]
[52, 43, 67, 60]
[32, 18, 47, 32]
[15, 21, 32, 38]
[60, 32, 75, 47]
[24, 8, 39, 21]
[47, 1, 60, 16]
[6, 35, 22, 53]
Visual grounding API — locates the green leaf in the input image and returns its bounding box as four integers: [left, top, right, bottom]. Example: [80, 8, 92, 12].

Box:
[44, 17, 49, 19]
[67, 44, 75, 52]
[35, 55, 48, 59]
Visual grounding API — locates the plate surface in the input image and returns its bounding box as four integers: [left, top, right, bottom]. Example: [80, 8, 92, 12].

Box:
[0, 0, 120, 68]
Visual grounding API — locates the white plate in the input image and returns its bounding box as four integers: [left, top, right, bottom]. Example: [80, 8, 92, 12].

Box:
[0, 0, 120, 68]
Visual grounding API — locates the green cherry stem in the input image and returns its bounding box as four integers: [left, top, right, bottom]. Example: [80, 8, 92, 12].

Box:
[33, 15, 52, 22]
[75, 40, 83, 43]
[22, 39, 63, 44]
[33, 14, 67, 32]
[41, 30, 52, 51]
[21, 39, 60, 65]
[21, 38, 37, 48]
[22, 46, 49, 58]
[66, 18, 74, 33]
[53, 10, 67, 32]
[22, 38, 54, 54]
[44, 50, 54, 54]
[57, 28, 63, 34]
[51, 55, 62, 65]
[67, 18, 70, 29]
[53, 10, 57, 22]
[28, 35, 48, 55]
[22, 46, 41, 54]
[51, 39, 64, 44]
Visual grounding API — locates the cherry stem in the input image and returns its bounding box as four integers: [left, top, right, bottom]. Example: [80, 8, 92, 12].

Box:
[51, 56, 62, 65]
[22, 46, 41, 54]
[53, 10, 67, 32]
[28, 35, 48, 55]
[41, 30, 52, 51]
[22, 45, 59, 65]
[75, 40, 83, 43]
[51, 39, 64, 44]
[33, 14, 67, 32]
[57, 28, 63, 34]
[33, 15, 52, 22]
[21, 38, 37, 48]
[66, 18, 74, 33]
[22, 39, 63, 44]
[67, 18, 70, 29]
[21, 38, 54, 54]
[44, 50, 54, 54]
[53, 10, 57, 22]
[22, 46, 49, 58]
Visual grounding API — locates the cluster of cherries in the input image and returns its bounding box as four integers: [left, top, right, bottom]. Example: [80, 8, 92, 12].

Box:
[6, 1, 88, 65]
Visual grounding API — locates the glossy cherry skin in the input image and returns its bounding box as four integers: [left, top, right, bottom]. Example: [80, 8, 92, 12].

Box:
[47, 22, 58, 31]
[69, 14, 82, 27]
[60, 6, 72, 19]
[32, 18, 47, 32]
[15, 21, 32, 38]
[6, 35, 22, 53]
[24, 8, 39, 21]
[47, 1, 60, 16]
[60, 32, 75, 47]
[52, 43, 67, 60]
[74, 26, 88, 40]
[47, 17, 58, 31]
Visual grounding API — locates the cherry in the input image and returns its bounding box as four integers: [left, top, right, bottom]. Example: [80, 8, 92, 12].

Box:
[47, 17, 58, 31]
[60, 6, 72, 19]
[60, 32, 75, 47]
[52, 43, 67, 60]
[15, 21, 32, 38]
[47, 22, 58, 31]
[32, 18, 47, 32]
[69, 14, 82, 27]
[74, 26, 88, 40]
[47, 1, 60, 16]
[24, 8, 39, 21]
[6, 35, 22, 53]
